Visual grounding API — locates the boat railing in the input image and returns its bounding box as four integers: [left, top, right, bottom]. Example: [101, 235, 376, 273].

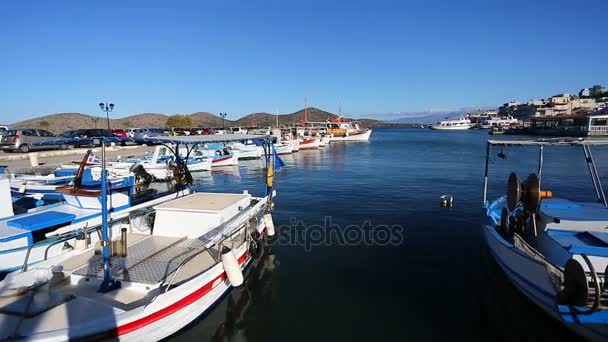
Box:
[161, 201, 266, 292]
[20, 206, 156, 272]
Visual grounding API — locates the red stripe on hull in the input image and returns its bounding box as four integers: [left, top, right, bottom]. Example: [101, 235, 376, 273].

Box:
[212, 156, 233, 163]
[89, 253, 250, 338]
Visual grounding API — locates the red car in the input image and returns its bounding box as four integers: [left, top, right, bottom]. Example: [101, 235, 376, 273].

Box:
[111, 129, 127, 138]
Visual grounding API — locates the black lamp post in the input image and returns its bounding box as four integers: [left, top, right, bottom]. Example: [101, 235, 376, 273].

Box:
[220, 112, 227, 130]
[98, 102, 114, 131]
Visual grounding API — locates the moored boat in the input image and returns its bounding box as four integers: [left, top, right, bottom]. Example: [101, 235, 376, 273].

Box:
[326, 118, 372, 141]
[482, 138, 608, 340]
[430, 117, 473, 130]
[299, 137, 320, 150]
[273, 142, 293, 155]
[0, 135, 282, 341]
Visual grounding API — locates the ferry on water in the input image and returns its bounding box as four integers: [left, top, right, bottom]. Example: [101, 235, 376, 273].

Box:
[431, 117, 473, 130]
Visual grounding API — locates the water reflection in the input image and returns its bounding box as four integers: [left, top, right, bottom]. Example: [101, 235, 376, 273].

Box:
[171, 245, 278, 342]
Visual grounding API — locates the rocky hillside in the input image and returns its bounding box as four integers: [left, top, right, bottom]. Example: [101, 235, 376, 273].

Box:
[9, 107, 383, 133]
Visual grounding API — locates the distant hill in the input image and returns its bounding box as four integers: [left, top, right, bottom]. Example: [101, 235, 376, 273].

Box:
[387, 110, 467, 124]
[9, 107, 383, 133]
[235, 107, 341, 126]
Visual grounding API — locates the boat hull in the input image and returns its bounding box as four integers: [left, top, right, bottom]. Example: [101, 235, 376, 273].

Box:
[430, 125, 473, 130]
[186, 158, 212, 171]
[483, 225, 608, 341]
[273, 143, 293, 155]
[11, 220, 269, 341]
[299, 138, 320, 150]
[212, 155, 238, 167]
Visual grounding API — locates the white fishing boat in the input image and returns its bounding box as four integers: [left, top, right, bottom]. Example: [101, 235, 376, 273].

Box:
[482, 138, 608, 341]
[195, 144, 240, 167]
[273, 142, 293, 155]
[430, 117, 473, 130]
[229, 142, 263, 160]
[299, 137, 320, 150]
[0, 135, 282, 341]
[326, 118, 372, 141]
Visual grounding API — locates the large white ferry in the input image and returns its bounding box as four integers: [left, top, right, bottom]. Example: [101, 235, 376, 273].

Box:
[430, 117, 473, 130]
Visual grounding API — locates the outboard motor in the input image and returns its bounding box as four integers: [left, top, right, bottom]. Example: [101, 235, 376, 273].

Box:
[129, 163, 153, 185]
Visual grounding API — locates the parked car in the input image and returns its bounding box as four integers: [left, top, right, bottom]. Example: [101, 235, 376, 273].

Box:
[0, 129, 66, 153]
[61, 130, 79, 138]
[126, 128, 140, 138]
[71, 129, 112, 139]
[0, 126, 9, 135]
[134, 128, 171, 139]
[70, 129, 113, 147]
[111, 128, 128, 138]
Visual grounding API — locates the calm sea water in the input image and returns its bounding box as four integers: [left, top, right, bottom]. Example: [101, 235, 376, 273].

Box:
[171, 127, 608, 341]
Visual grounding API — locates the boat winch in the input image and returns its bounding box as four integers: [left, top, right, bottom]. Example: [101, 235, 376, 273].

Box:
[558, 256, 601, 313]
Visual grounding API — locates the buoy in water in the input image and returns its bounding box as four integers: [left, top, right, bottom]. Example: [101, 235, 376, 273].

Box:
[221, 246, 243, 287]
[440, 194, 454, 208]
[264, 213, 275, 237]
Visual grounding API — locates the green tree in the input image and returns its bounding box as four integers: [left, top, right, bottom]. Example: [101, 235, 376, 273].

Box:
[39, 120, 50, 128]
[165, 115, 192, 128]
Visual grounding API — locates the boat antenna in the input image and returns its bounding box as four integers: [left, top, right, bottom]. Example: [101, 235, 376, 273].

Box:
[303, 96, 308, 124]
[275, 107, 279, 127]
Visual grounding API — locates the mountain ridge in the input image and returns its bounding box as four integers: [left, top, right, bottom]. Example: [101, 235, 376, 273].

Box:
[9, 107, 385, 133]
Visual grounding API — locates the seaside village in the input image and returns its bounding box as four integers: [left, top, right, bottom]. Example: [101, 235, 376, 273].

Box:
[443, 84, 608, 136]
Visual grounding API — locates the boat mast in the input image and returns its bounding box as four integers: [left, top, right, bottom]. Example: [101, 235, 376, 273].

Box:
[304, 96, 308, 124]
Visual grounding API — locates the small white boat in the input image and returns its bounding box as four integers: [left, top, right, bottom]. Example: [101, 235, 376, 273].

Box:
[299, 138, 320, 150]
[229, 142, 263, 160]
[273, 142, 293, 155]
[431, 117, 473, 130]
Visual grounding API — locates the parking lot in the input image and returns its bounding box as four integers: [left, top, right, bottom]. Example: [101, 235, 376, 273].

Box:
[0, 144, 157, 171]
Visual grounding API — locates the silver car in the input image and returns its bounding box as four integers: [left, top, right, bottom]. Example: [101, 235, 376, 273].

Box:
[0, 129, 66, 153]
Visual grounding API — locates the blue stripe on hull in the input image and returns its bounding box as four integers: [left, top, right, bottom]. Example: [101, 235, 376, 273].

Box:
[483, 225, 608, 340]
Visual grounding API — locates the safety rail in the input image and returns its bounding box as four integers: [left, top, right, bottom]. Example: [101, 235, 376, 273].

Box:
[20, 207, 155, 273]
[161, 203, 265, 292]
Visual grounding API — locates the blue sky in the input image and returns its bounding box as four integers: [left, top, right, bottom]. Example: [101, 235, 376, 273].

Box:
[0, 0, 606, 122]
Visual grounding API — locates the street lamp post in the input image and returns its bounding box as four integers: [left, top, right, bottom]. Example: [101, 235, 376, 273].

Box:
[98, 102, 114, 131]
[220, 112, 227, 131]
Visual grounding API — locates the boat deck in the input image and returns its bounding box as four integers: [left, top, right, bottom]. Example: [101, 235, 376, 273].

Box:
[72, 235, 211, 286]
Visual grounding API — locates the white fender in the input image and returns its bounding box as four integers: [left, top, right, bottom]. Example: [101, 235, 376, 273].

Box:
[264, 213, 275, 237]
[221, 247, 243, 287]
[19, 182, 27, 193]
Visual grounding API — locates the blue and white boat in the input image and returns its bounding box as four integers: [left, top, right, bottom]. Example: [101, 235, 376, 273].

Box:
[0, 151, 189, 273]
[482, 138, 608, 341]
[196, 143, 239, 167]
